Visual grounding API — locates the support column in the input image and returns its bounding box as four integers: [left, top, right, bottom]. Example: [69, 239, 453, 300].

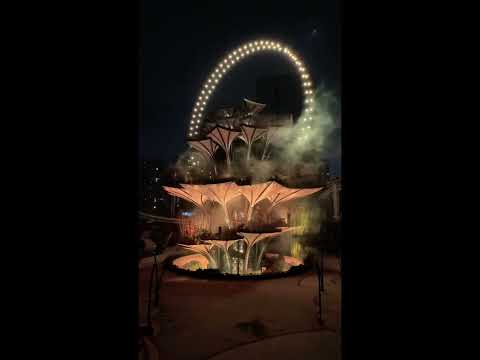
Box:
[332, 183, 340, 221]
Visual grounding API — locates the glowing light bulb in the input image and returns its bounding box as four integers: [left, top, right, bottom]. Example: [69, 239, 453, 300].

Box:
[193, 114, 196, 118]
[193, 108, 197, 112]
[197, 120, 200, 123]
[220, 63, 223, 67]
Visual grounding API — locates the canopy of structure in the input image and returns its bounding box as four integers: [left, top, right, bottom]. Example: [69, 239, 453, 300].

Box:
[237, 230, 293, 273]
[206, 126, 241, 166]
[187, 139, 219, 160]
[243, 98, 266, 115]
[239, 181, 276, 222]
[163, 181, 323, 218]
[162, 185, 211, 211]
[266, 183, 323, 210]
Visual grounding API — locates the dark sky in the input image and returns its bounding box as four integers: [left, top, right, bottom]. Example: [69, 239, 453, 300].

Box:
[141, 3, 340, 170]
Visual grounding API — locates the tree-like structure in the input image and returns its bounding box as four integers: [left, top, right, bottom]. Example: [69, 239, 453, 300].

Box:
[238, 125, 267, 163]
[163, 185, 213, 231]
[204, 239, 242, 273]
[187, 139, 219, 175]
[237, 231, 285, 274]
[261, 126, 281, 160]
[178, 244, 218, 268]
[162, 185, 211, 210]
[238, 181, 276, 224]
[193, 182, 241, 228]
[266, 182, 323, 212]
[207, 126, 241, 169]
[243, 98, 266, 116]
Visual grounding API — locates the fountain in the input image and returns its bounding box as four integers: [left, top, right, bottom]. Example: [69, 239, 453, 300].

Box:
[164, 181, 322, 276]
[161, 88, 326, 277]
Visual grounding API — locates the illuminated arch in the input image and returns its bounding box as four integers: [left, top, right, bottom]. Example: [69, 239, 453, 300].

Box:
[187, 40, 315, 138]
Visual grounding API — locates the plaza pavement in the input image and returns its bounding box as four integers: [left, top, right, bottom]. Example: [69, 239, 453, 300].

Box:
[139, 247, 341, 360]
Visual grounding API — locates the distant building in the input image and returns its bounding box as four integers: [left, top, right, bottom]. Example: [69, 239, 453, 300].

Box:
[139, 160, 172, 214]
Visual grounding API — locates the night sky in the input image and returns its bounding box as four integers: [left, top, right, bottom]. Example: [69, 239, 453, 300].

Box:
[141, 2, 340, 172]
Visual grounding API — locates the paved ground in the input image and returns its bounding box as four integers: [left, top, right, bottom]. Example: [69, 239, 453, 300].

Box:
[207, 331, 340, 360]
[139, 248, 341, 360]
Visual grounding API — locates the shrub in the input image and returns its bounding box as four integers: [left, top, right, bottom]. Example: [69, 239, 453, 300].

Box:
[184, 260, 202, 271]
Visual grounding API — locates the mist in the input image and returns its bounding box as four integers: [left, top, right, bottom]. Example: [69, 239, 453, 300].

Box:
[171, 85, 341, 182]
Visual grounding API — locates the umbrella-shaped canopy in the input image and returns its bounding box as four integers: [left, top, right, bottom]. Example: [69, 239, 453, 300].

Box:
[206, 126, 241, 167]
[238, 125, 267, 162]
[261, 126, 282, 160]
[192, 182, 242, 227]
[266, 181, 323, 210]
[178, 243, 217, 268]
[204, 239, 242, 273]
[163, 185, 211, 211]
[243, 98, 266, 115]
[188, 139, 219, 160]
[204, 239, 242, 251]
[237, 231, 285, 273]
[188, 138, 219, 175]
[238, 181, 276, 223]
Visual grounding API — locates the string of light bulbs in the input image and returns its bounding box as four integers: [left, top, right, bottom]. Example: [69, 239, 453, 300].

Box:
[188, 40, 314, 138]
